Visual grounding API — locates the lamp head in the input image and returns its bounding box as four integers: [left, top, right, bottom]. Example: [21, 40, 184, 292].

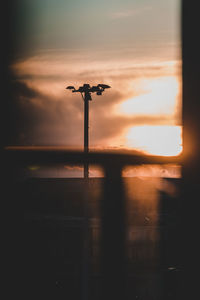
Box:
[66, 86, 75, 90]
[97, 84, 111, 89]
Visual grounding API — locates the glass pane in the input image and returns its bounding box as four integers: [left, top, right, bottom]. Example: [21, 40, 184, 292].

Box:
[6, 0, 181, 159]
[4, 1, 182, 299]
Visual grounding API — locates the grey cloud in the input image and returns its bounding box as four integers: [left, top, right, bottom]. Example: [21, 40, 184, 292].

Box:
[9, 81, 83, 146]
[10, 79, 174, 147]
[10, 50, 181, 148]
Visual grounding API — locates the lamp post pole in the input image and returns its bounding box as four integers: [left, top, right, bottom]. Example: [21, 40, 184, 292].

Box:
[84, 92, 89, 179]
[66, 83, 111, 179]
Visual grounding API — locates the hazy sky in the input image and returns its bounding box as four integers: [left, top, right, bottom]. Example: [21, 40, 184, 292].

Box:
[10, 0, 182, 156]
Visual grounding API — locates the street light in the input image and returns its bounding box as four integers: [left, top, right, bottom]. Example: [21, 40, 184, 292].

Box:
[66, 83, 111, 179]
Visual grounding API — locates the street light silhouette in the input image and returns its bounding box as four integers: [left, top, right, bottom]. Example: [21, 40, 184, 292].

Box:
[66, 83, 111, 178]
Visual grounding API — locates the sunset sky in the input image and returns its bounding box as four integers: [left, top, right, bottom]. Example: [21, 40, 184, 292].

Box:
[10, 0, 182, 156]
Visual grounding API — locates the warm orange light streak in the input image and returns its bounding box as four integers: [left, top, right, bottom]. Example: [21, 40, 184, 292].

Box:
[126, 125, 182, 156]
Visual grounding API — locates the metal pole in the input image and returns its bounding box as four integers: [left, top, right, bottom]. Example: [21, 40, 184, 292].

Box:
[84, 92, 89, 179]
[82, 91, 90, 299]
[66, 84, 111, 179]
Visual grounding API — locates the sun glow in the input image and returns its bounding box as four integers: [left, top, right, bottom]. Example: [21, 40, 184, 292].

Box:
[118, 76, 179, 116]
[126, 125, 182, 156]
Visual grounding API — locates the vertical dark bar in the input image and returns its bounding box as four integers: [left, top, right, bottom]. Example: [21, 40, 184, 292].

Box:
[100, 163, 127, 300]
[2, 2, 22, 299]
[181, 0, 200, 298]
[82, 179, 90, 300]
[84, 95, 89, 179]
[182, 0, 200, 166]
[83, 92, 89, 297]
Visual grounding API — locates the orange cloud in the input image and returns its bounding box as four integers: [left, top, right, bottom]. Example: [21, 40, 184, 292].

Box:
[10, 50, 182, 156]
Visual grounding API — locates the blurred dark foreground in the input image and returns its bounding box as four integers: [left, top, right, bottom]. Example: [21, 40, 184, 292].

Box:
[5, 176, 181, 300]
